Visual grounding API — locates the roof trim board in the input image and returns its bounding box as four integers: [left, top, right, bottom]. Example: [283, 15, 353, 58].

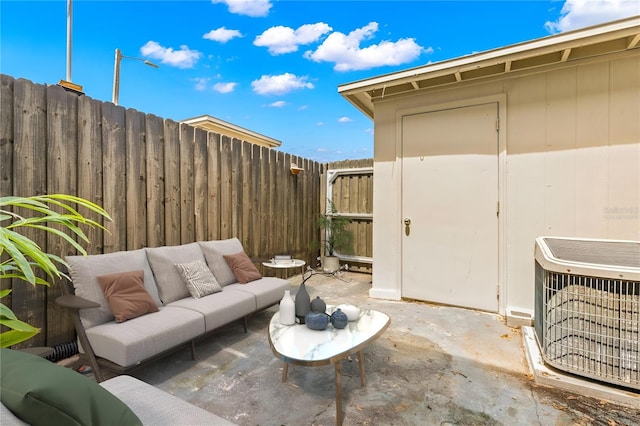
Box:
[339, 16, 640, 119]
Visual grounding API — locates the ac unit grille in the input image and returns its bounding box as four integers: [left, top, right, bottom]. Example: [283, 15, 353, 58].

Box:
[534, 237, 640, 391]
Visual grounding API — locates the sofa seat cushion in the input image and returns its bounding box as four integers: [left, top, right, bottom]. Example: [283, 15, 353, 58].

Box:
[0, 349, 142, 426]
[145, 243, 206, 304]
[66, 249, 162, 329]
[85, 307, 205, 368]
[225, 277, 290, 310]
[198, 238, 244, 286]
[100, 375, 236, 425]
[167, 288, 255, 332]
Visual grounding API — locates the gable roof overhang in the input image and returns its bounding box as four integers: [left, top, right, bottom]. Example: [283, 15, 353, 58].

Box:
[181, 114, 282, 148]
[338, 16, 640, 120]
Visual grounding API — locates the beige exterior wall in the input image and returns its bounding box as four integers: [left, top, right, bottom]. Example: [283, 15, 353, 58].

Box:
[371, 52, 640, 318]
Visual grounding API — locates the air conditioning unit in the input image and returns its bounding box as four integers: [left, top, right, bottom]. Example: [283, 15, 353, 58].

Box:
[534, 237, 639, 391]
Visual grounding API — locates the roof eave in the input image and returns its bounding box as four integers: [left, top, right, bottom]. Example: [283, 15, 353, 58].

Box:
[338, 16, 640, 120]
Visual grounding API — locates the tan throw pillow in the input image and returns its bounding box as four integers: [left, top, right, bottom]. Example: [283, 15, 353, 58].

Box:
[175, 260, 223, 298]
[223, 252, 262, 284]
[97, 270, 159, 323]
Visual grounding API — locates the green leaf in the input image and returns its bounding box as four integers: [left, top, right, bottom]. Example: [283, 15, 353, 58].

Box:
[0, 328, 40, 348]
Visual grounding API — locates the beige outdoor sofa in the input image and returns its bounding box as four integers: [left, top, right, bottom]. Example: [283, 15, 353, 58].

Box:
[56, 238, 290, 382]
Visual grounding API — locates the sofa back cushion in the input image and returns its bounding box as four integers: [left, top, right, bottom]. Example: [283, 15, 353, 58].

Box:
[66, 249, 162, 329]
[145, 242, 206, 303]
[198, 238, 244, 286]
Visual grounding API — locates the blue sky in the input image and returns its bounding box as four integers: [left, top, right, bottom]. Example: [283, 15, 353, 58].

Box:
[2, 1, 638, 162]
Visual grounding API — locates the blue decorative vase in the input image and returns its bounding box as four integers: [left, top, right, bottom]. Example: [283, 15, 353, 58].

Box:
[295, 282, 311, 324]
[305, 311, 330, 330]
[330, 308, 348, 329]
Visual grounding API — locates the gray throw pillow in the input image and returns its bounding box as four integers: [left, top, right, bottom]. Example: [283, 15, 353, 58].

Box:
[175, 260, 223, 298]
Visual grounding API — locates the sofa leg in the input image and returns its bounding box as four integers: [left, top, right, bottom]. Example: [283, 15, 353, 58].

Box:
[190, 340, 196, 360]
[243, 317, 248, 333]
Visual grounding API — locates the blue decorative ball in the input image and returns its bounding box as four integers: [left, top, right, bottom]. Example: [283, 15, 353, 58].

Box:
[330, 308, 348, 329]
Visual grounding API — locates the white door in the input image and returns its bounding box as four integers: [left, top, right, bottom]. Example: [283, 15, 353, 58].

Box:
[401, 103, 499, 312]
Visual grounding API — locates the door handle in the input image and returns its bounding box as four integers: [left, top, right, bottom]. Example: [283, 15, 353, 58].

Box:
[404, 218, 411, 236]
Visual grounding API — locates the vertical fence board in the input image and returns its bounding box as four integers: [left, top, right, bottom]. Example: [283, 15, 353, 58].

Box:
[164, 119, 180, 246]
[179, 124, 195, 244]
[12, 78, 48, 347]
[145, 114, 165, 247]
[207, 132, 221, 240]
[249, 144, 261, 257]
[77, 96, 104, 254]
[241, 141, 252, 254]
[193, 127, 208, 241]
[101, 103, 126, 253]
[0, 75, 14, 313]
[231, 139, 242, 243]
[46, 84, 78, 344]
[125, 109, 147, 250]
[0, 75, 14, 198]
[219, 136, 232, 239]
[266, 149, 277, 256]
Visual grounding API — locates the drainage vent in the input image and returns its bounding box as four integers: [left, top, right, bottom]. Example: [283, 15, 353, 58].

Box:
[534, 237, 639, 391]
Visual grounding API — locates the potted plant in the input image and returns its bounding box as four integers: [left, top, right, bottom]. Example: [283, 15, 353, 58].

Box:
[0, 194, 110, 347]
[316, 199, 352, 273]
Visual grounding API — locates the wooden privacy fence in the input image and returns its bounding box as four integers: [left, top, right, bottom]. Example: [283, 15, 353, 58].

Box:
[1, 75, 330, 347]
[322, 159, 374, 273]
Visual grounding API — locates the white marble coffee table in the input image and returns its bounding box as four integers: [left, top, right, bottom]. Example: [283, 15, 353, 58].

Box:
[268, 307, 390, 425]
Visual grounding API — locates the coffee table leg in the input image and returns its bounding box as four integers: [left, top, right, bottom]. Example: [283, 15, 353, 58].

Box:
[282, 362, 289, 382]
[358, 350, 366, 386]
[335, 361, 343, 425]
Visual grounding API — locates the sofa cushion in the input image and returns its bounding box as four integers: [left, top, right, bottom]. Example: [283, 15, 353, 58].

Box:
[85, 307, 205, 368]
[66, 249, 162, 329]
[0, 348, 142, 426]
[223, 251, 262, 284]
[198, 238, 244, 286]
[98, 270, 159, 322]
[175, 259, 222, 298]
[225, 277, 291, 310]
[168, 288, 256, 332]
[100, 375, 236, 425]
[145, 243, 205, 304]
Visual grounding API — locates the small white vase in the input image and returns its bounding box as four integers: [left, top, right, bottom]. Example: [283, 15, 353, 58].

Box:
[279, 290, 296, 325]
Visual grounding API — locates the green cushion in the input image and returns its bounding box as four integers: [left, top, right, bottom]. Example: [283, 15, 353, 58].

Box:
[0, 348, 142, 426]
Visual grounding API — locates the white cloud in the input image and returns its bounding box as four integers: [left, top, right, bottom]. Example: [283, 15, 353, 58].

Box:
[203, 27, 242, 43]
[545, 0, 639, 33]
[338, 116, 353, 123]
[213, 82, 237, 93]
[192, 77, 211, 91]
[304, 22, 426, 71]
[211, 0, 272, 17]
[251, 73, 314, 95]
[269, 100, 287, 108]
[140, 41, 201, 69]
[298, 105, 308, 111]
[254, 23, 332, 55]
[317, 122, 325, 126]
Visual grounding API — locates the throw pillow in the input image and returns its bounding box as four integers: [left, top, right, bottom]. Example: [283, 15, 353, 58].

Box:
[223, 251, 262, 284]
[175, 259, 223, 298]
[0, 348, 143, 426]
[97, 270, 159, 323]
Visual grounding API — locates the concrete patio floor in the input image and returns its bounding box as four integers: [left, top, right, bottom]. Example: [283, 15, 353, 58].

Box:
[88, 271, 639, 425]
